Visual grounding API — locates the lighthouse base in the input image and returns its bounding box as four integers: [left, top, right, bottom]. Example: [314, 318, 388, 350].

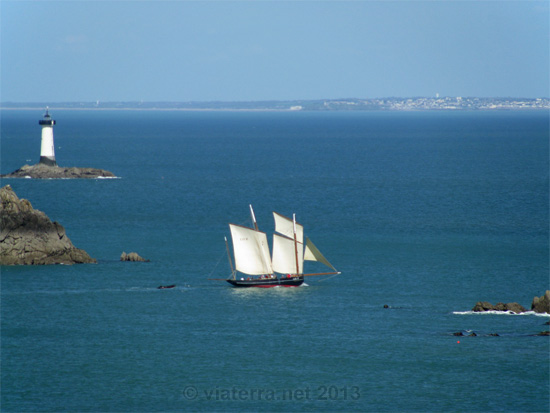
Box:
[39, 156, 57, 167]
[1, 163, 116, 179]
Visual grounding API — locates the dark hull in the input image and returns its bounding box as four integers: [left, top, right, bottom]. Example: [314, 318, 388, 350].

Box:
[226, 275, 304, 288]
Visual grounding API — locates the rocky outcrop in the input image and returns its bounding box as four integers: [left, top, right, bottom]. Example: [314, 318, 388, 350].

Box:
[472, 301, 527, 313]
[472, 301, 495, 312]
[0, 185, 96, 265]
[472, 294, 550, 314]
[531, 291, 550, 314]
[493, 302, 527, 313]
[120, 252, 149, 262]
[1, 163, 116, 179]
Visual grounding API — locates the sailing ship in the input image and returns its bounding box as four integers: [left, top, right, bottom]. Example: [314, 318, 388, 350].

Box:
[225, 205, 340, 288]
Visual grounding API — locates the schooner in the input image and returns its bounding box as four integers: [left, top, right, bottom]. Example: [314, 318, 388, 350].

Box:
[225, 205, 340, 287]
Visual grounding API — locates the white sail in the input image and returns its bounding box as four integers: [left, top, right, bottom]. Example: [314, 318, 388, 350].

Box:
[229, 224, 273, 275]
[304, 237, 338, 272]
[272, 234, 304, 274]
[273, 212, 303, 244]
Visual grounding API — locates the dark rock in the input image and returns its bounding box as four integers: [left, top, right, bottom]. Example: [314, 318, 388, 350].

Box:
[488, 333, 500, 337]
[494, 302, 507, 311]
[472, 301, 526, 313]
[383, 304, 389, 308]
[531, 291, 550, 314]
[453, 332, 464, 336]
[472, 301, 495, 312]
[504, 302, 527, 313]
[468, 332, 477, 337]
[120, 251, 149, 262]
[0, 185, 96, 265]
[536, 331, 550, 336]
[1, 163, 116, 179]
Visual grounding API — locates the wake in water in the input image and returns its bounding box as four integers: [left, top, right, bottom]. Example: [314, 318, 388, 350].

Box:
[453, 310, 550, 317]
[126, 285, 190, 292]
[230, 282, 309, 291]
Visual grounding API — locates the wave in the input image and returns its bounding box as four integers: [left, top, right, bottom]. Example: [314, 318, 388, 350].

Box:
[453, 310, 550, 317]
[4, 288, 125, 295]
[4, 286, 190, 295]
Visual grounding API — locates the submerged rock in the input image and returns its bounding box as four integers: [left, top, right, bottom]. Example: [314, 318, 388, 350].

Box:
[1, 163, 115, 179]
[158, 284, 176, 289]
[531, 291, 550, 314]
[0, 185, 96, 265]
[120, 251, 149, 262]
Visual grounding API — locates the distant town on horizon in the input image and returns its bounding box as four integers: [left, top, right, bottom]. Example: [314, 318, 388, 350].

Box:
[2, 97, 548, 111]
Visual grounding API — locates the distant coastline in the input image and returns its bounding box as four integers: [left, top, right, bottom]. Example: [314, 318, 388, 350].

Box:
[1, 97, 548, 111]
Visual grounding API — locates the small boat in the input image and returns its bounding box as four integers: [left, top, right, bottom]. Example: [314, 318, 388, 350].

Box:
[157, 284, 176, 289]
[224, 205, 340, 288]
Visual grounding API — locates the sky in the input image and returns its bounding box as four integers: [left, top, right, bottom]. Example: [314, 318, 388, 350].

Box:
[1, 0, 548, 102]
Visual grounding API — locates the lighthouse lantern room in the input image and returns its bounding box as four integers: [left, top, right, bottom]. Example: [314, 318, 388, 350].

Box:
[38, 107, 57, 166]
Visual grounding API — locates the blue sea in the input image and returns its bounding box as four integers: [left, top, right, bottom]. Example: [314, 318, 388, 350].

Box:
[1, 109, 549, 412]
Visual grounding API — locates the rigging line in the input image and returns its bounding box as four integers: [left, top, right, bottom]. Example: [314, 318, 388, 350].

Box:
[317, 272, 342, 283]
[207, 248, 230, 279]
[239, 218, 252, 228]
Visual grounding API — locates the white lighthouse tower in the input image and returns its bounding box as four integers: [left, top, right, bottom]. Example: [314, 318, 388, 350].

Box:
[38, 107, 56, 166]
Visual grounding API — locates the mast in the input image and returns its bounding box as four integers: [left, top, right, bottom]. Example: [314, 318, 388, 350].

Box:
[249, 204, 259, 231]
[224, 236, 235, 279]
[293, 213, 300, 274]
[272, 211, 304, 275]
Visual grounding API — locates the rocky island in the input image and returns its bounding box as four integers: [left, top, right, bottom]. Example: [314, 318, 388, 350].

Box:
[1, 163, 116, 179]
[0, 185, 96, 265]
[120, 251, 150, 262]
[0, 108, 115, 179]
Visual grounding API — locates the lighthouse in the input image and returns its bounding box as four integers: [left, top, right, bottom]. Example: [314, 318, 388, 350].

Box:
[38, 107, 56, 166]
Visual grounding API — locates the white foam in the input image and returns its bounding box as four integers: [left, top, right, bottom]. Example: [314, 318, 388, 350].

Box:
[453, 310, 550, 317]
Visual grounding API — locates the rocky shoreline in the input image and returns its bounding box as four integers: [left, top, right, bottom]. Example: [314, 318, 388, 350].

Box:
[471, 291, 550, 314]
[0, 185, 96, 265]
[1, 163, 116, 179]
